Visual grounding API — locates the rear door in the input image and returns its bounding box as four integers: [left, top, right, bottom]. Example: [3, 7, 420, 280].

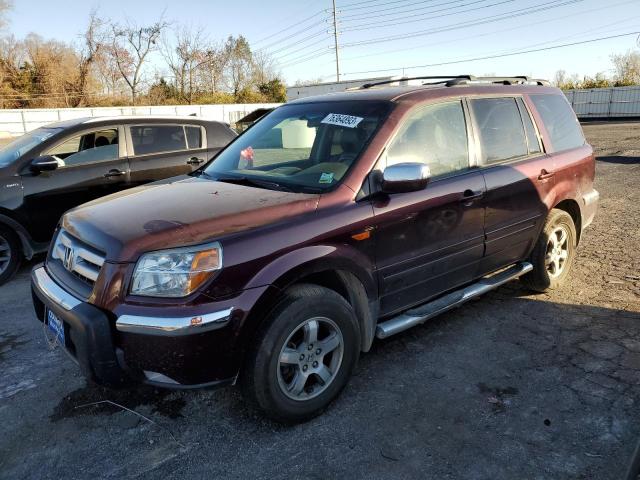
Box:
[20, 125, 128, 242]
[468, 96, 552, 275]
[126, 123, 209, 186]
[372, 99, 487, 315]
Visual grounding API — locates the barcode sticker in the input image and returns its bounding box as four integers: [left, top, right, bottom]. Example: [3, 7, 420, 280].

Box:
[321, 113, 364, 128]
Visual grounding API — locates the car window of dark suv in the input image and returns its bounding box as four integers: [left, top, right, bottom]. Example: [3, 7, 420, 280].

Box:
[385, 100, 470, 178]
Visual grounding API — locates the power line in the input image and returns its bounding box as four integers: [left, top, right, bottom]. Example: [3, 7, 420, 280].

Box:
[252, 10, 326, 45]
[342, 0, 515, 32]
[258, 19, 327, 51]
[340, 0, 451, 13]
[269, 29, 328, 56]
[340, 0, 637, 62]
[341, 0, 470, 19]
[340, 0, 585, 48]
[338, 0, 391, 10]
[344, 31, 640, 76]
[274, 36, 329, 61]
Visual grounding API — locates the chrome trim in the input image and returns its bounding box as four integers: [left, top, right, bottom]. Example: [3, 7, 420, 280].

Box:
[376, 262, 533, 339]
[383, 162, 430, 183]
[32, 266, 82, 311]
[116, 307, 233, 336]
[583, 189, 599, 206]
[51, 230, 105, 283]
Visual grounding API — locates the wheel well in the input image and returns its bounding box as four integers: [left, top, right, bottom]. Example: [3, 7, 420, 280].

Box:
[554, 199, 582, 244]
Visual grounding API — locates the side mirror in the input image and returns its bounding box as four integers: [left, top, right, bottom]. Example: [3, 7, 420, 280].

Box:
[382, 162, 430, 193]
[30, 155, 59, 173]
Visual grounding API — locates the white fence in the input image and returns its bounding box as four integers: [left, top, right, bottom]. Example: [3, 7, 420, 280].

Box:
[564, 86, 640, 119]
[0, 103, 282, 137]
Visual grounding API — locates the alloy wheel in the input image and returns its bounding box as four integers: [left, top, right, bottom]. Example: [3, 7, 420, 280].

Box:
[546, 225, 569, 278]
[277, 317, 344, 401]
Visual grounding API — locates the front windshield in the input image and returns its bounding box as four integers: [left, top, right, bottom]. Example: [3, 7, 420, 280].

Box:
[204, 101, 391, 192]
[0, 128, 62, 167]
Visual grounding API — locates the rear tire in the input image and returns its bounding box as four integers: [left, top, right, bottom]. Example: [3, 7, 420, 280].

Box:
[0, 226, 21, 286]
[521, 208, 577, 292]
[241, 284, 360, 424]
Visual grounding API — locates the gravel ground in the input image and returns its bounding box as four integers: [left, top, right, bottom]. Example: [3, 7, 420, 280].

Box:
[1, 121, 639, 480]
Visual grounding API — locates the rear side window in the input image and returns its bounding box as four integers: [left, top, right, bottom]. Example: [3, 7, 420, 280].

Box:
[131, 125, 186, 155]
[530, 94, 584, 152]
[516, 98, 542, 154]
[470, 97, 527, 164]
[185, 126, 203, 149]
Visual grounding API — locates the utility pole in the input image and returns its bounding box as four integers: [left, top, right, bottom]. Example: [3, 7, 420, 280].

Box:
[331, 0, 340, 82]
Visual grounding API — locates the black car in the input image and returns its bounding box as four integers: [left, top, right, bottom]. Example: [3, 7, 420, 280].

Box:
[0, 116, 236, 284]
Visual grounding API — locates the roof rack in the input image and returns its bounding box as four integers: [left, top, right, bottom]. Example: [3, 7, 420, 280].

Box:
[360, 75, 549, 89]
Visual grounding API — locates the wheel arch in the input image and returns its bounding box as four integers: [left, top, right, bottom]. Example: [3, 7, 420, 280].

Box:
[0, 210, 35, 259]
[553, 198, 582, 244]
[236, 246, 380, 371]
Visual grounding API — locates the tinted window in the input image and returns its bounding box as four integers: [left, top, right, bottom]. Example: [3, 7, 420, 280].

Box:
[45, 128, 118, 167]
[530, 94, 584, 152]
[387, 101, 469, 177]
[185, 126, 202, 149]
[471, 97, 528, 164]
[131, 125, 186, 155]
[516, 98, 542, 154]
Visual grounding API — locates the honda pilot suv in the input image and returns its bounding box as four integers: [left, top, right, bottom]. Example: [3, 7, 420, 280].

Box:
[31, 76, 598, 423]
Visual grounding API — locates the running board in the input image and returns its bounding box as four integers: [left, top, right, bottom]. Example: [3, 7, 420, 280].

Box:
[375, 262, 533, 339]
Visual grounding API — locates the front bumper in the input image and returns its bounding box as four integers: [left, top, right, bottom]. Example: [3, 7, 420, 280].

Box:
[31, 265, 269, 388]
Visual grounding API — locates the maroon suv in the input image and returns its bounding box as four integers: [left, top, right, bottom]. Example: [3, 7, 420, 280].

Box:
[32, 76, 598, 422]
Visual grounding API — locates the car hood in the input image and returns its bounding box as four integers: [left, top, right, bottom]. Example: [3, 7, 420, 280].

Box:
[61, 176, 320, 262]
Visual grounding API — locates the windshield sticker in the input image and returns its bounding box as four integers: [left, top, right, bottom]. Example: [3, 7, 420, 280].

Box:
[319, 172, 334, 184]
[321, 113, 363, 129]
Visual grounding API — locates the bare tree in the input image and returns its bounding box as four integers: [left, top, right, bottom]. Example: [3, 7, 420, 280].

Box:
[70, 11, 104, 106]
[161, 26, 207, 103]
[109, 17, 168, 104]
[224, 35, 252, 97]
[197, 41, 229, 93]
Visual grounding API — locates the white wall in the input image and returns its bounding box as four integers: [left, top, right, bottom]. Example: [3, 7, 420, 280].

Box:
[0, 103, 282, 137]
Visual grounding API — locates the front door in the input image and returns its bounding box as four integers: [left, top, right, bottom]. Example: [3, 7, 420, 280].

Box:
[20, 125, 128, 242]
[126, 124, 209, 186]
[372, 100, 486, 316]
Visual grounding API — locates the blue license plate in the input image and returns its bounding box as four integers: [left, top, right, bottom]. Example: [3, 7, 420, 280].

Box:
[46, 309, 65, 346]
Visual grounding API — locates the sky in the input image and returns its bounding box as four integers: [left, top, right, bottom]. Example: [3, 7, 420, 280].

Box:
[7, 0, 640, 85]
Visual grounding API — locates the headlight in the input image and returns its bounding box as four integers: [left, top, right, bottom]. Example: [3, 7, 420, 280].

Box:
[130, 242, 222, 297]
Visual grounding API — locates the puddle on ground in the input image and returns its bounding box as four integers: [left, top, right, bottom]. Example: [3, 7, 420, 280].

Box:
[0, 333, 29, 362]
[50, 383, 187, 422]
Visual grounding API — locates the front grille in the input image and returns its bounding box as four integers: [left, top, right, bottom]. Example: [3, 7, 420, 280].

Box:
[50, 230, 106, 287]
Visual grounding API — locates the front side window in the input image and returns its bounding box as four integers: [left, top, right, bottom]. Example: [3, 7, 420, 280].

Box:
[530, 94, 585, 152]
[470, 97, 528, 164]
[386, 101, 470, 178]
[0, 127, 62, 167]
[45, 128, 118, 167]
[203, 101, 391, 192]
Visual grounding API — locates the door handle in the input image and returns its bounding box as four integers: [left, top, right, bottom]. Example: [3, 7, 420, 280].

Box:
[538, 169, 555, 181]
[104, 169, 126, 178]
[460, 189, 484, 204]
[187, 157, 205, 166]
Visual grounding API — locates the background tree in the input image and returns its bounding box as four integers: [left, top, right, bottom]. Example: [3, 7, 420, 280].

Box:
[109, 17, 168, 104]
[611, 50, 640, 86]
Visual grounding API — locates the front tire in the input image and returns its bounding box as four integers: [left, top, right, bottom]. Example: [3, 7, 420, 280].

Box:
[241, 284, 360, 423]
[521, 208, 577, 292]
[0, 226, 21, 286]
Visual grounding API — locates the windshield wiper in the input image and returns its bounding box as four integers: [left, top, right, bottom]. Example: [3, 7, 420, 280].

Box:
[213, 175, 294, 192]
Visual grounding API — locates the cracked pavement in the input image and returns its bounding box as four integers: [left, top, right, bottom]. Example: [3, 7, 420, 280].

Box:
[0, 121, 639, 479]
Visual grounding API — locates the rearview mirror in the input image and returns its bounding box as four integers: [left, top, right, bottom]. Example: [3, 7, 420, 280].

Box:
[30, 155, 59, 173]
[382, 162, 430, 193]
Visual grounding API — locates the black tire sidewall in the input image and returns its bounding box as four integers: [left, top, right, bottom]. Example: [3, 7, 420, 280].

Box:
[525, 209, 577, 291]
[245, 285, 360, 423]
[0, 227, 21, 285]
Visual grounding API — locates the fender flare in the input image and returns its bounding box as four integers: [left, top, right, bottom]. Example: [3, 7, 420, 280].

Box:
[0, 212, 39, 259]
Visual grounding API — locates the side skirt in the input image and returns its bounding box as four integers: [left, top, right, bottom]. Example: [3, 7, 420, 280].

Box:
[375, 262, 533, 339]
